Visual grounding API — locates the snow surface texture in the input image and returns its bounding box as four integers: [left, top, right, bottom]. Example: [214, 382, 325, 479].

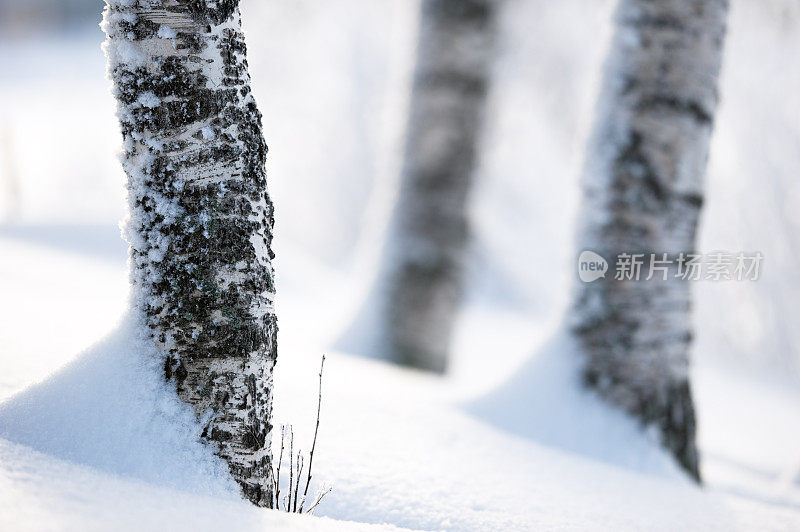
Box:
[3, 0, 800, 529]
[0, 442, 398, 532]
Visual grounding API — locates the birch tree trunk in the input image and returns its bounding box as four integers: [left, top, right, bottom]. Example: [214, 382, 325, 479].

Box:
[382, 0, 497, 373]
[103, 0, 277, 506]
[572, 0, 729, 481]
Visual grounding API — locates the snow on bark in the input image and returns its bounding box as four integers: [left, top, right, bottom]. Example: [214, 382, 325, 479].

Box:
[572, 0, 730, 481]
[382, 0, 497, 373]
[102, 0, 277, 506]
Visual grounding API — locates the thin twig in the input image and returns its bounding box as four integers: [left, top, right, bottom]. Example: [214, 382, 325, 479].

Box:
[288, 426, 294, 512]
[293, 451, 303, 512]
[271, 355, 329, 514]
[302, 355, 325, 505]
[274, 424, 285, 510]
[305, 486, 332, 515]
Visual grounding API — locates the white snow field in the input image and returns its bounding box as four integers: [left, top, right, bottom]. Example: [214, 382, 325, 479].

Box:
[2, 236, 800, 531]
[2, 0, 800, 530]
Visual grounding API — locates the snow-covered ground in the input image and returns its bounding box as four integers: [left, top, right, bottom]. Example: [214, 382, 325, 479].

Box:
[2, 233, 800, 531]
[2, 0, 800, 529]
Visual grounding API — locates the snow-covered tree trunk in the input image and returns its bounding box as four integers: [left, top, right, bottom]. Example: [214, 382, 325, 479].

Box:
[572, 0, 729, 481]
[382, 0, 497, 373]
[103, 0, 277, 506]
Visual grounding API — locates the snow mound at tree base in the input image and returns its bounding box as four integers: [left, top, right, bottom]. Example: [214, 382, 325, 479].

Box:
[0, 313, 240, 499]
[467, 328, 684, 478]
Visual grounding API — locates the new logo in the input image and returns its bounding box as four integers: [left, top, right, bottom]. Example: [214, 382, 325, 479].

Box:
[578, 250, 608, 282]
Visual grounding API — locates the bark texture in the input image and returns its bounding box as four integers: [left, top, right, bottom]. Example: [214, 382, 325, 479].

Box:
[383, 0, 497, 373]
[103, 0, 276, 506]
[572, 0, 729, 481]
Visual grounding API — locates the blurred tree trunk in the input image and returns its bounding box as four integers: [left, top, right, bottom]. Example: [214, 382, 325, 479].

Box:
[572, 0, 729, 481]
[103, 0, 277, 506]
[383, 0, 497, 373]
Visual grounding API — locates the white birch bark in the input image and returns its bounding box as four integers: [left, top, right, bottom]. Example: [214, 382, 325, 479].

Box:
[572, 0, 730, 480]
[103, 0, 277, 506]
[382, 0, 497, 373]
